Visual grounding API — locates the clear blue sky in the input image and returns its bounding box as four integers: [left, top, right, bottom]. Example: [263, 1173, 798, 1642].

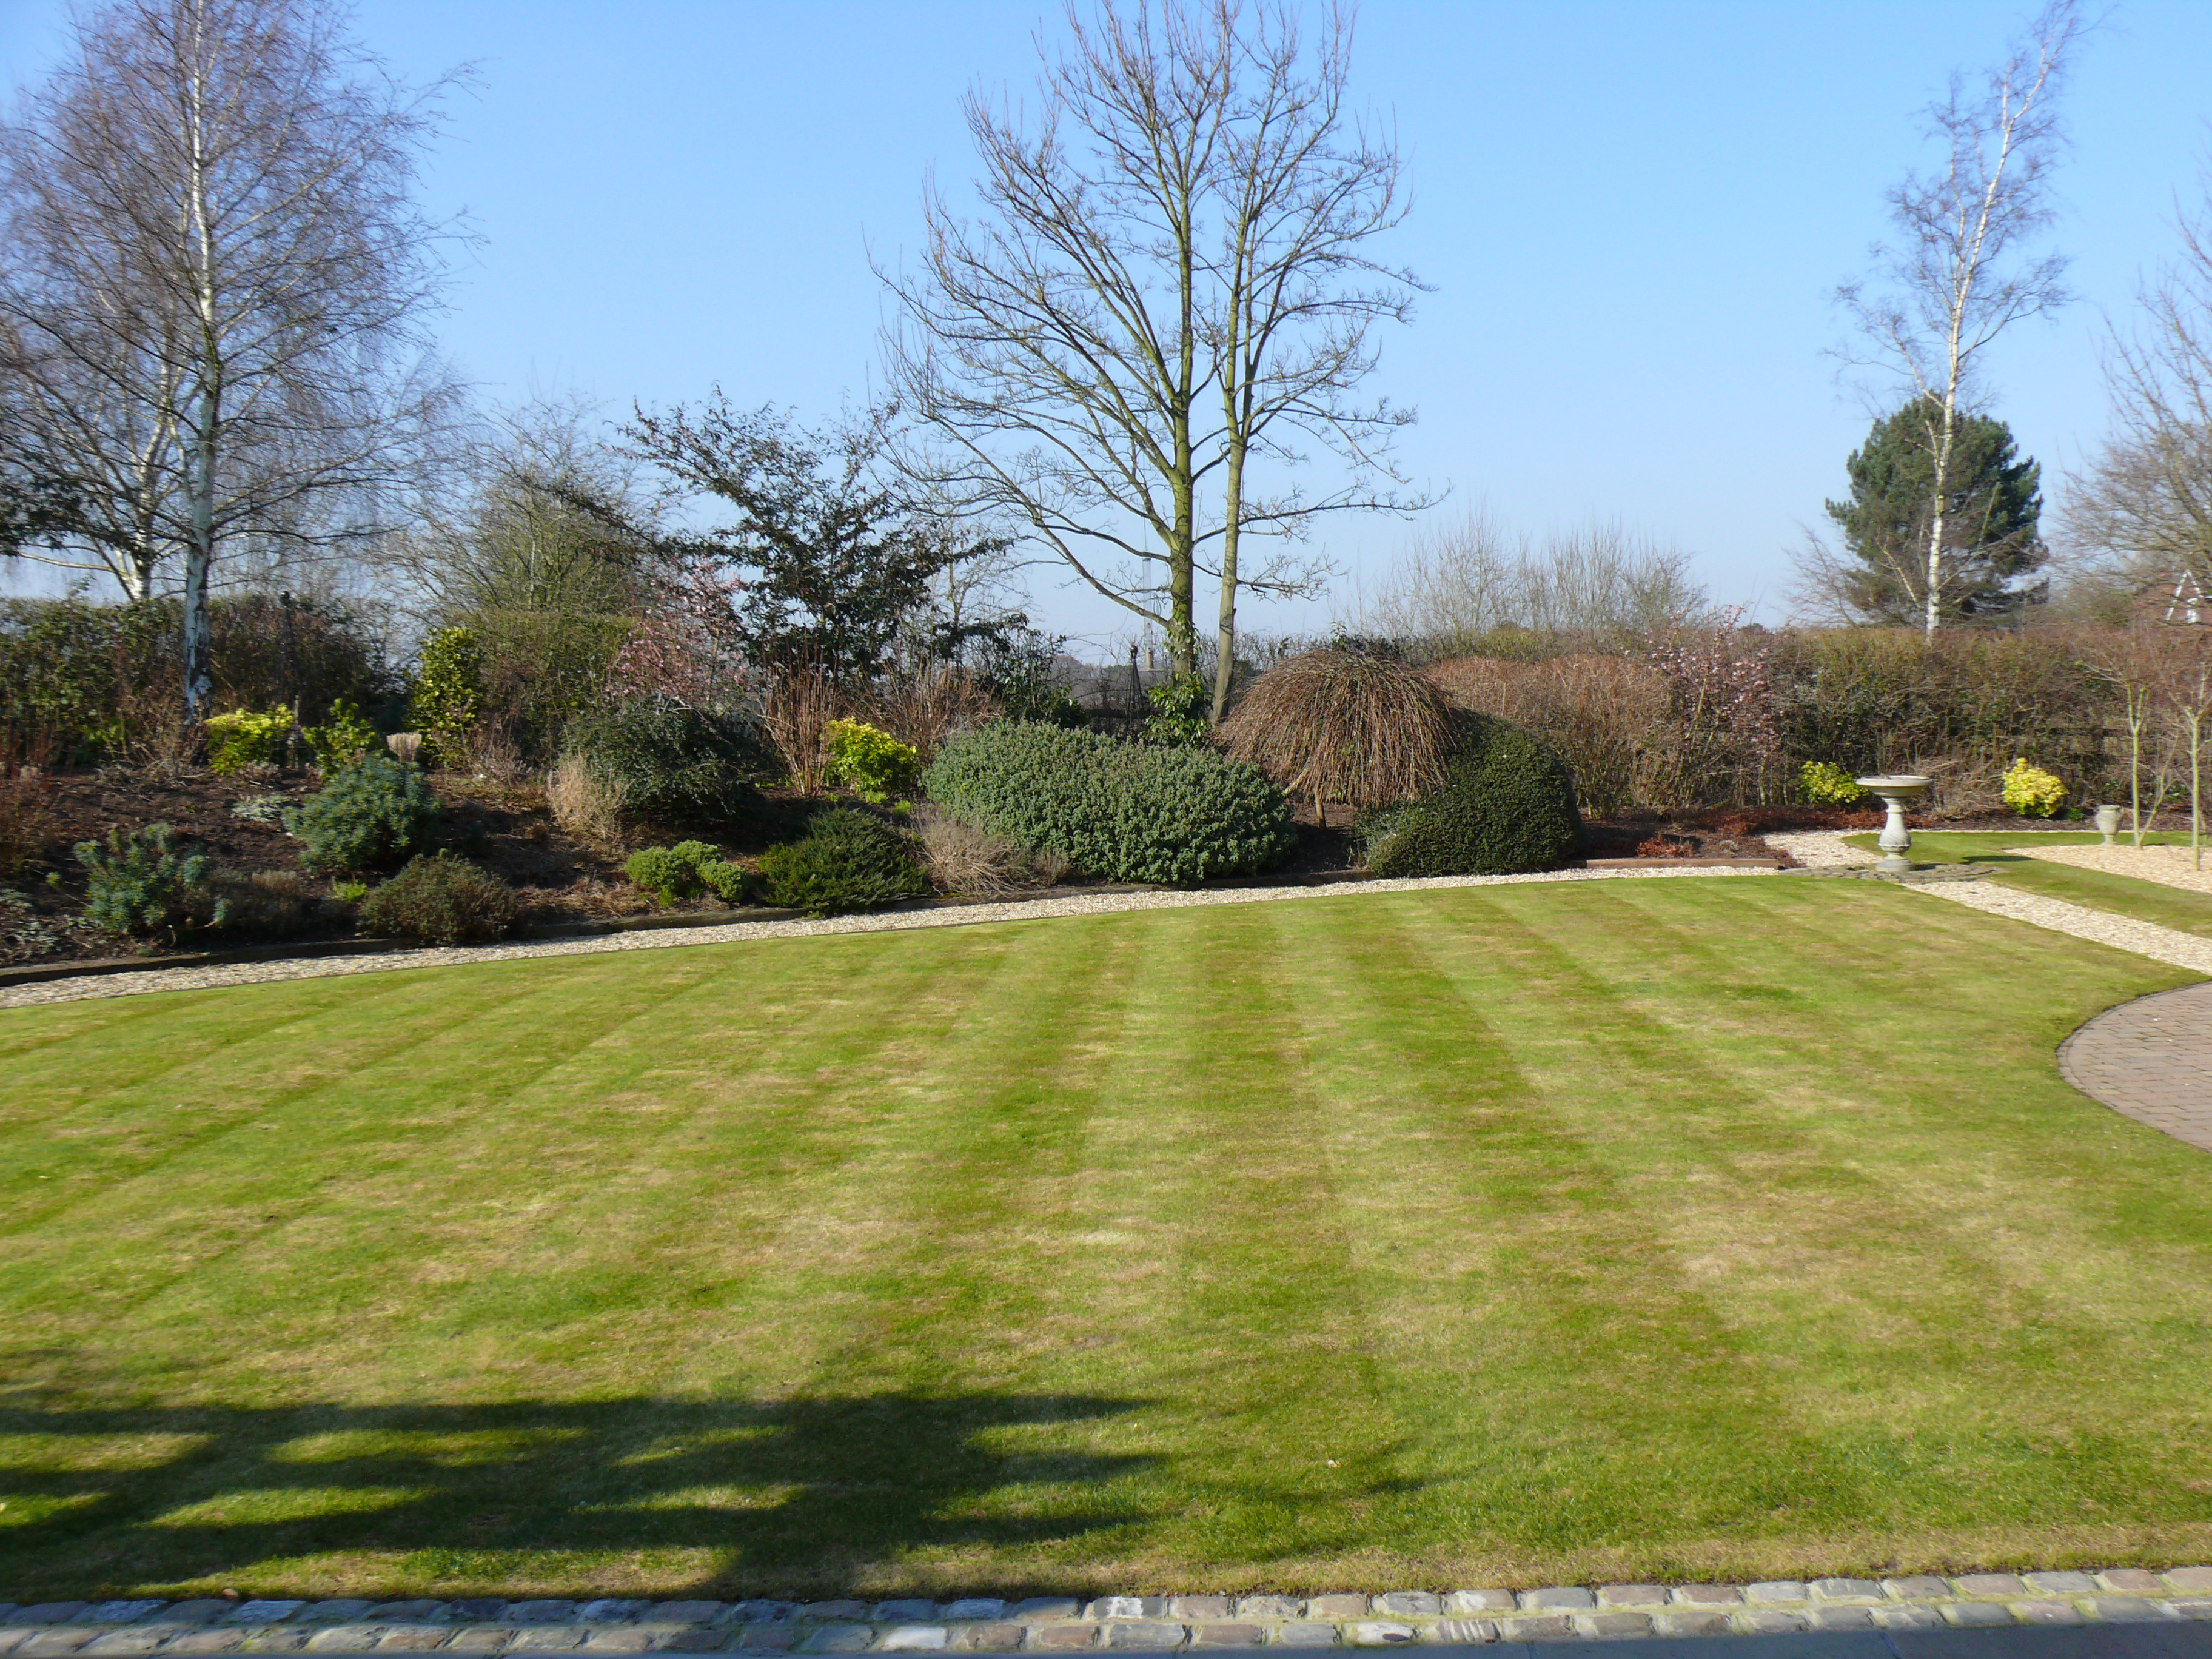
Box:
[5, 1, 2211, 650]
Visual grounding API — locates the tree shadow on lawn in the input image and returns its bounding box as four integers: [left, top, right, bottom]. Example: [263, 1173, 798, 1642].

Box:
[0, 1389, 1157, 1600]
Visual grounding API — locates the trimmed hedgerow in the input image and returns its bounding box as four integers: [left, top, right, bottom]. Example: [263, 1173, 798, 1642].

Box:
[1359, 712, 1581, 878]
[358, 851, 520, 945]
[923, 722, 1295, 885]
[756, 807, 928, 917]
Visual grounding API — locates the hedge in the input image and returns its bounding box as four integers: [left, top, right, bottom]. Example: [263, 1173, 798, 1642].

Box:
[924, 722, 1295, 885]
[1361, 712, 1582, 877]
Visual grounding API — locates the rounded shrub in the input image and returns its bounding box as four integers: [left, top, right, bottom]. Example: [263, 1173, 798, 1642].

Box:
[626, 839, 749, 905]
[358, 851, 520, 945]
[756, 807, 929, 917]
[1359, 713, 1582, 878]
[285, 752, 441, 872]
[564, 699, 771, 826]
[923, 722, 1296, 885]
[2002, 756, 2066, 819]
[1218, 646, 1456, 819]
[1798, 760, 1869, 806]
[825, 718, 921, 800]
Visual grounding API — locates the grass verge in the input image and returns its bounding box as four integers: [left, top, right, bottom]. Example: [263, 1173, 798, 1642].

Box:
[3, 878, 2210, 1599]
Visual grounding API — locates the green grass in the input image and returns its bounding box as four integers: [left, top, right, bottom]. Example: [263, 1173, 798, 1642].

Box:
[5, 879, 2212, 1601]
[1846, 830, 2212, 938]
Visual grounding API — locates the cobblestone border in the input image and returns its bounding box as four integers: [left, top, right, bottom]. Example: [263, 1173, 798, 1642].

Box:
[8, 1574, 2212, 1652]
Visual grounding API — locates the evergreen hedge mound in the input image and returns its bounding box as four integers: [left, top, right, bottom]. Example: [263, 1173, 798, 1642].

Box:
[1360, 712, 1582, 878]
[756, 808, 928, 917]
[564, 699, 771, 825]
[924, 722, 1296, 885]
[286, 753, 441, 872]
[358, 851, 520, 945]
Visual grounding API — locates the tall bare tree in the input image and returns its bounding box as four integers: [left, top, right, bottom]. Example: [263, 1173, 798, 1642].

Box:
[881, 0, 1420, 694]
[0, 0, 463, 720]
[2069, 160, 2212, 589]
[1835, 0, 2080, 641]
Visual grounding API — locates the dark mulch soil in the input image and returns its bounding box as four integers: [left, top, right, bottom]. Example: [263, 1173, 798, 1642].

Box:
[0, 765, 2139, 971]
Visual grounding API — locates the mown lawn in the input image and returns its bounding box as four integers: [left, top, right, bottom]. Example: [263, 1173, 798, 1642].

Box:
[1847, 830, 2212, 939]
[4, 877, 2212, 1601]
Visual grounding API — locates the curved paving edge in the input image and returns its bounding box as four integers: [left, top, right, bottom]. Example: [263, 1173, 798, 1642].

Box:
[2057, 980, 2212, 1154]
[0, 866, 1774, 1011]
[5, 1575, 2212, 1653]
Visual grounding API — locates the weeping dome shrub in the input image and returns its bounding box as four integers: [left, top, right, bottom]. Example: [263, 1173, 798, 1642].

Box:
[924, 722, 1295, 885]
[1359, 712, 1582, 877]
[1218, 646, 1457, 824]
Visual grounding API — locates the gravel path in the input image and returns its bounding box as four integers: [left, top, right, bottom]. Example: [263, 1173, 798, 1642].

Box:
[2011, 838, 2212, 893]
[0, 864, 1775, 1011]
[1766, 830, 2212, 973]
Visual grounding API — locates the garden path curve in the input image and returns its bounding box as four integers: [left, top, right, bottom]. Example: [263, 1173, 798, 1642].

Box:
[2057, 981, 2212, 1155]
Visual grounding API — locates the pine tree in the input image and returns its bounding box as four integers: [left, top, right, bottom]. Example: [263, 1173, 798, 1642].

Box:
[1825, 398, 2046, 624]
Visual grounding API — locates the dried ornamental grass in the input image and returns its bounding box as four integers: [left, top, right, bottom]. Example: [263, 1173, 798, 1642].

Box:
[1218, 648, 1456, 824]
[546, 754, 627, 846]
[915, 805, 1070, 897]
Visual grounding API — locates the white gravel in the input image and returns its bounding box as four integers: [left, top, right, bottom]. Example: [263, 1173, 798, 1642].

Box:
[2008, 839, 2212, 894]
[1767, 829, 2212, 974]
[1915, 880, 2212, 974]
[0, 862, 1777, 1010]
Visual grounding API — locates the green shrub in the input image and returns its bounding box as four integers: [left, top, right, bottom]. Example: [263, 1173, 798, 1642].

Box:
[625, 839, 752, 905]
[306, 696, 378, 771]
[756, 807, 929, 916]
[206, 708, 292, 774]
[75, 824, 229, 938]
[1144, 671, 1212, 746]
[1798, 760, 1869, 806]
[2003, 756, 2066, 818]
[825, 718, 920, 800]
[286, 753, 441, 872]
[923, 722, 1296, 884]
[564, 699, 770, 825]
[1360, 713, 1582, 878]
[358, 851, 520, 944]
[411, 626, 484, 764]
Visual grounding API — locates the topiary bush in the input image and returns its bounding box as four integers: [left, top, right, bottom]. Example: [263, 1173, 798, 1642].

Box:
[825, 718, 921, 800]
[75, 824, 229, 938]
[923, 722, 1296, 884]
[1359, 712, 1582, 878]
[358, 851, 520, 945]
[756, 807, 929, 917]
[564, 699, 771, 826]
[285, 752, 441, 872]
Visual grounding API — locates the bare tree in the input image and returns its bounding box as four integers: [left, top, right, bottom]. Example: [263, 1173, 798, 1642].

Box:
[0, 0, 464, 720]
[1199, 2, 1424, 718]
[881, 0, 1420, 695]
[2069, 159, 2212, 589]
[1835, 0, 2080, 641]
[1363, 508, 1708, 649]
[2156, 622, 2212, 868]
[2078, 622, 2182, 845]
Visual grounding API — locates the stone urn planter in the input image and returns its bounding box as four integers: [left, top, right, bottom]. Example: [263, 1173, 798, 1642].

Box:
[2096, 803, 2123, 844]
[1857, 774, 1932, 875]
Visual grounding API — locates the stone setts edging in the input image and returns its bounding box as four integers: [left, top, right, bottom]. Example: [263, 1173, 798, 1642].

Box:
[7, 1575, 2212, 1653]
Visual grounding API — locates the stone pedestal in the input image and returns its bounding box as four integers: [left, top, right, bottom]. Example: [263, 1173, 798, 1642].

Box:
[1857, 774, 1932, 875]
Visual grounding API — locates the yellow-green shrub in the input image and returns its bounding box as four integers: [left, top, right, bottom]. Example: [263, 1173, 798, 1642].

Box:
[1798, 761, 1868, 805]
[825, 719, 920, 801]
[2002, 757, 2066, 818]
[206, 709, 292, 774]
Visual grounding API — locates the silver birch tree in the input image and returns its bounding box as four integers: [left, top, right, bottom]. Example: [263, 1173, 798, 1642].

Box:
[1838, 0, 2080, 640]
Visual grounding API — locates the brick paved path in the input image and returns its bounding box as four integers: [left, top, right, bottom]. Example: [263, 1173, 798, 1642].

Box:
[9, 1575, 2212, 1653]
[2059, 981, 2212, 1154]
